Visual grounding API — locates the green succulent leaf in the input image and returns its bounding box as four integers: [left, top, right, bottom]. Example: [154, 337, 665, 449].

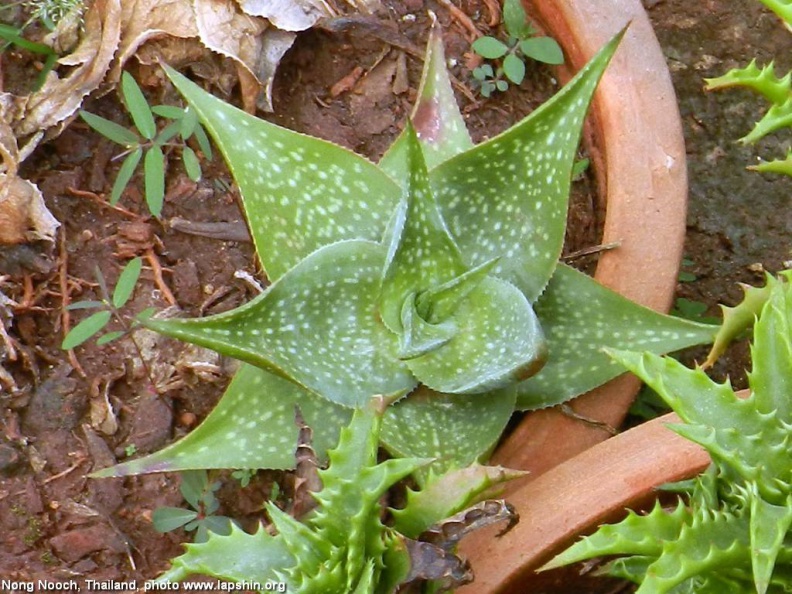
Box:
[433, 30, 623, 301]
[704, 60, 791, 106]
[759, 0, 792, 25]
[405, 276, 546, 394]
[472, 36, 509, 59]
[703, 272, 790, 368]
[92, 365, 351, 476]
[163, 65, 400, 282]
[380, 23, 473, 177]
[141, 241, 415, 407]
[749, 491, 792, 594]
[381, 386, 516, 480]
[398, 293, 457, 360]
[379, 125, 467, 332]
[156, 523, 294, 587]
[392, 464, 526, 538]
[517, 264, 717, 409]
[749, 151, 792, 176]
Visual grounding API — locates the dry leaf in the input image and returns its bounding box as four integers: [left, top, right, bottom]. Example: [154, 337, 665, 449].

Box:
[235, 0, 328, 31]
[0, 175, 60, 245]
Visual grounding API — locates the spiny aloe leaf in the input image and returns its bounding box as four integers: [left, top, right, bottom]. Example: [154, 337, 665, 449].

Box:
[704, 60, 791, 106]
[759, 0, 792, 27]
[517, 264, 717, 410]
[156, 522, 294, 587]
[637, 508, 750, 594]
[392, 464, 526, 538]
[380, 385, 516, 481]
[379, 125, 466, 332]
[405, 276, 546, 394]
[432, 30, 624, 301]
[703, 271, 790, 368]
[749, 490, 792, 594]
[163, 65, 401, 281]
[747, 271, 792, 419]
[750, 151, 792, 176]
[543, 499, 690, 571]
[741, 97, 792, 144]
[93, 364, 351, 476]
[379, 22, 473, 179]
[141, 241, 415, 407]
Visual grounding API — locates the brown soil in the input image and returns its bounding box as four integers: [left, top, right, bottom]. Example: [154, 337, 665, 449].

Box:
[0, 0, 787, 590]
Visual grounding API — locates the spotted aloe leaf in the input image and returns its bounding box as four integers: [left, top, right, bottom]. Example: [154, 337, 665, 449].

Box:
[143, 240, 415, 407]
[379, 22, 473, 179]
[92, 364, 351, 477]
[516, 264, 718, 409]
[380, 386, 516, 480]
[162, 66, 400, 281]
[432, 31, 624, 301]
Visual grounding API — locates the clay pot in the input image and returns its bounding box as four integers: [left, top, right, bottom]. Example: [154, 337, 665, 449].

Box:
[459, 0, 689, 590]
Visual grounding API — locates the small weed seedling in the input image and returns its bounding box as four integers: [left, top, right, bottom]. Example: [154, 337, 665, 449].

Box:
[231, 468, 256, 488]
[548, 271, 792, 592]
[471, 0, 563, 97]
[80, 71, 213, 217]
[152, 470, 235, 544]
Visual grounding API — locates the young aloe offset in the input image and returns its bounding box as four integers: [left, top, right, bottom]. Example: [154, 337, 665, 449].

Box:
[546, 271, 792, 593]
[94, 24, 715, 482]
[154, 399, 517, 592]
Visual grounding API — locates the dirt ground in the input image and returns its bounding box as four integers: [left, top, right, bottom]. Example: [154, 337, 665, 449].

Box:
[0, 0, 789, 590]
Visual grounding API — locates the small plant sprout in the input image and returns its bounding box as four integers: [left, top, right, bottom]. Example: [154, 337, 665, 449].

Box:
[80, 71, 213, 217]
[546, 271, 792, 593]
[94, 24, 715, 499]
[231, 468, 256, 488]
[152, 470, 235, 544]
[471, 0, 563, 96]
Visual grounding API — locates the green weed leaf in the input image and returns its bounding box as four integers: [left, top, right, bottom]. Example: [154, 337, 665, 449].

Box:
[111, 147, 142, 205]
[472, 36, 509, 59]
[152, 105, 186, 119]
[520, 37, 564, 65]
[144, 145, 165, 216]
[503, 53, 526, 84]
[112, 257, 142, 308]
[62, 310, 112, 349]
[80, 111, 139, 147]
[152, 507, 198, 532]
[503, 0, 532, 39]
[96, 330, 125, 345]
[121, 71, 156, 140]
[66, 300, 105, 310]
[182, 146, 201, 181]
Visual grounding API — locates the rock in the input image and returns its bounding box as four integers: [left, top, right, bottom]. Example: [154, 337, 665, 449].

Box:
[49, 524, 125, 563]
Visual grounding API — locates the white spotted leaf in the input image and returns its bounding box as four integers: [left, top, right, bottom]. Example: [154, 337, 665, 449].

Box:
[92, 364, 351, 476]
[516, 264, 718, 409]
[380, 22, 473, 179]
[379, 125, 467, 332]
[381, 386, 516, 482]
[406, 276, 546, 394]
[432, 30, 623, 301]
[163, 65, 401, 282]
[398, 293, 457, 359]
[142, 241, 416, 407]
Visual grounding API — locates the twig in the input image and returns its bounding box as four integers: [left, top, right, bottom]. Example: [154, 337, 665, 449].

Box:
[562, 241, 621, 262]
[66, 187, 140, 219]
[144, 248, 176, 306]
[436, 0, 481, 41]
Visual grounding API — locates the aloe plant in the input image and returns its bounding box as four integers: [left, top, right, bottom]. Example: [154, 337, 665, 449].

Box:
[92, 25, 716, 482]
[546, 271, 792, 593]
[704, 0, 792, 175]
[154, 398, 519, 592]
